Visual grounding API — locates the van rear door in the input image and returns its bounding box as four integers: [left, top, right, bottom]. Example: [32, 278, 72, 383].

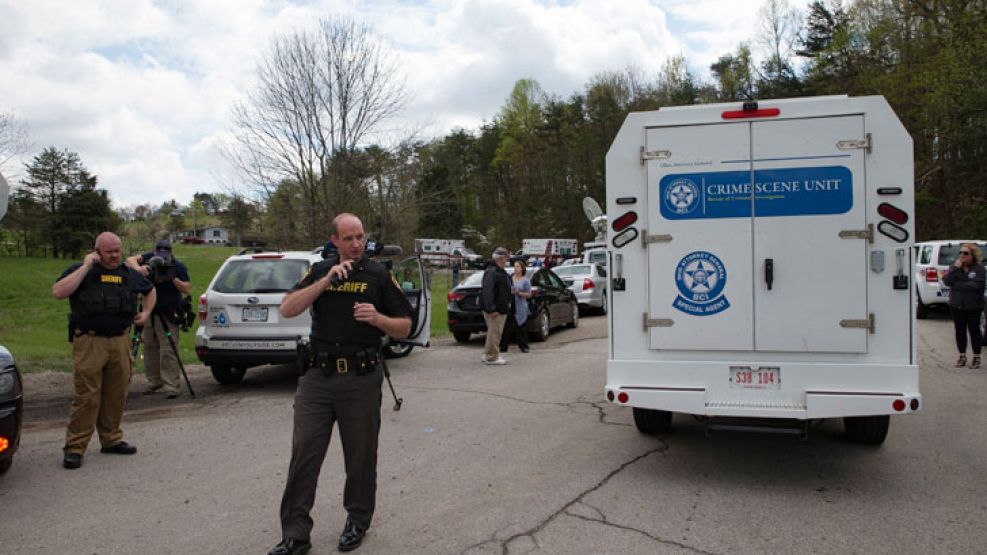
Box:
[751, 116, 867, 353]
[645, 122, 755, 351]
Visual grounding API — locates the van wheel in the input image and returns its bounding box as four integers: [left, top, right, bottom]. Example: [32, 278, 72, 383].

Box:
[453, 332, 472, 343]
[633, 408, 672, 434]
[533, 310, 551, 342]
[916, 296, 929, 319]
[0, 457, 11, 474]
[844, 415, 890, 445]
[210, 365, 246, 385]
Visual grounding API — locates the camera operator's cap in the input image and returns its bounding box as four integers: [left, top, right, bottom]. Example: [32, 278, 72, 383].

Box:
[155, 239, 172, 254]
[492, 247, 509, 258]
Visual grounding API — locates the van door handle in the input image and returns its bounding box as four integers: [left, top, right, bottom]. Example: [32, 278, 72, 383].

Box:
[765, 258, 774, 290]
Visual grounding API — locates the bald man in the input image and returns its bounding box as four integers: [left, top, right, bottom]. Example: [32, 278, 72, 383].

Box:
[53, 232, 155, 469]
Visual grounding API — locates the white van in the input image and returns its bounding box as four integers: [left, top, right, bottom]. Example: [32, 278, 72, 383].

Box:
[604, 96, 918, 444]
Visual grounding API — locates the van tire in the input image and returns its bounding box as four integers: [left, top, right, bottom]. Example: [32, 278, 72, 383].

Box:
[916, 296, 929, 319]
[844, 415, 890, 445]
[210, 365, 246, 385]
[453, 332, 472, 343]
[633, 408, 672, 434]
[0, 457, 11, 474]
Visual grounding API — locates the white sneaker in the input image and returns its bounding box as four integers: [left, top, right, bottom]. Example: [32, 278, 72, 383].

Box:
[484, 357, 507, 365]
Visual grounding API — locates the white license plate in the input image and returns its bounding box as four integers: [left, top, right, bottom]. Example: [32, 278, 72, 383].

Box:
[730, 366, 780, 389]
[210, 339, 294, 350]
[242, 307, 269, 322]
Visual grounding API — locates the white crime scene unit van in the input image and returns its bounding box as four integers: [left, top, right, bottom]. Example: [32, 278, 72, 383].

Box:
[604, 96, 918, 444]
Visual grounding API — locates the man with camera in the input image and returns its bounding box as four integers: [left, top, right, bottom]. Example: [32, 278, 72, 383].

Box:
[126, 239, 191, 399]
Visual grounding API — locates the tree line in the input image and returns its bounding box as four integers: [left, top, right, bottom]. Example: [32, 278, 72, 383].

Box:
[2, 0, 984, 258]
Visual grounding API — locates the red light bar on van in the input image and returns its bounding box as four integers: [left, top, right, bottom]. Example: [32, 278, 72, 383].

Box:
[722, 108, 780, 119]
[252, 254, 284, 259]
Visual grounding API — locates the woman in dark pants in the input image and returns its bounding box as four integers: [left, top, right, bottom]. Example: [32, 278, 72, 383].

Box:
[942, 243, 986, 369]
[500, 261, 532, 353]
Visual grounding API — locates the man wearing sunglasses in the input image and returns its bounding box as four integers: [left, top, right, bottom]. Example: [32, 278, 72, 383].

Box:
[943, 244, 986, 369]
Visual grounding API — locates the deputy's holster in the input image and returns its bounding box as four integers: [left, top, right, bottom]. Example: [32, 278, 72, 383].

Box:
[296, 339, 312, 376]
[307, 346, 381, 377]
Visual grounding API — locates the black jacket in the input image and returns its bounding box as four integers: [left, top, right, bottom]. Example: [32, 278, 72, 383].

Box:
[943, 263, 986, 310]
[482, 264, 511, 314]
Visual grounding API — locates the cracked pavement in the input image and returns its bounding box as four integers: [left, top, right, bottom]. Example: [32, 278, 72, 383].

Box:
[3, 315, 987, 553]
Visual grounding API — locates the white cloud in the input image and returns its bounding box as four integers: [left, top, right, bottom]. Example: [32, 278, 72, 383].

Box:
[0, 0, 810, 207]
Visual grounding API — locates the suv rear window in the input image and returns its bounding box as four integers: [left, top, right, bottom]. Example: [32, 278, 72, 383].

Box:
[937, 244, 987, 266]
[213, 259, 310, 293]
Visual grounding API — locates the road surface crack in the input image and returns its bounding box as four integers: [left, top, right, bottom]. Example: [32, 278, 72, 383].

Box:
[461, 443, 693, 554]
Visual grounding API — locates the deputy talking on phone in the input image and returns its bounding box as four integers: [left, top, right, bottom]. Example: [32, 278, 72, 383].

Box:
[52, 232, 155, 469]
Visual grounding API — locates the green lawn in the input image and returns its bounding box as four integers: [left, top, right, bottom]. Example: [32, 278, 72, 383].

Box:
[0, 246, 452, 373]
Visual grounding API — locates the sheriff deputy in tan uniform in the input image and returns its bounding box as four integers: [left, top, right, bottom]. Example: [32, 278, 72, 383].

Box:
[53, 231, 155, 469]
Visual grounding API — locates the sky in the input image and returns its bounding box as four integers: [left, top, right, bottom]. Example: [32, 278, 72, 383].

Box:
[0, 0, 810, 208]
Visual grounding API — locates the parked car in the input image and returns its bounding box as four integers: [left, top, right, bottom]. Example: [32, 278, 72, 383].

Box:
[196, 247, 432, 384]
[551, 263, 608, 314]
[914, 240, 987, 319]
[180, 236, 205, 244]
[447, 266, 579, 343]
[0, 345, 23, 474]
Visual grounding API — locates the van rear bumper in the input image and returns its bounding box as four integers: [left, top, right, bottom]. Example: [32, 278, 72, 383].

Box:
[606, 359, 921, 419]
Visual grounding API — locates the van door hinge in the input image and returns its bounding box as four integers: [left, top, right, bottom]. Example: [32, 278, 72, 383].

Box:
[642, 232, 673, 247]
[839, 224, 874, 243]
[643, 313, 674, 330]
[839, 314, 875, 334]
[640, 146, 671, 164]
[837, 133, 872, 153]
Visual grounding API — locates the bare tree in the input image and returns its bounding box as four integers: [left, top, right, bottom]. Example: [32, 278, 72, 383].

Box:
[224, 17, 407, 246]
[0, 110, 31, 171]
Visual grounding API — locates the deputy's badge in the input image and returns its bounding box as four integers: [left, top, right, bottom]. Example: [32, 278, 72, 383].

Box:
[672, 251, 730, 316]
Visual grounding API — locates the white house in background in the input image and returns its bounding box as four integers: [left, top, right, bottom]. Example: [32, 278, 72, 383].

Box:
[169, 226, 230, 245]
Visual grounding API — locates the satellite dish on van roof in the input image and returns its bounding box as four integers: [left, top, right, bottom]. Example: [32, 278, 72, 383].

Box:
[582, 197, 603, 222]
[0, 172, 8, 222]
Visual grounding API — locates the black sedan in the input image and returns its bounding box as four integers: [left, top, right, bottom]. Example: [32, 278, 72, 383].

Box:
[0, 345, 23, 474]
[447, 266, 579, 343]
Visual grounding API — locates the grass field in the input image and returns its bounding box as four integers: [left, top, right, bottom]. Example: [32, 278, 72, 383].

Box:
[0, 245, 453, 373]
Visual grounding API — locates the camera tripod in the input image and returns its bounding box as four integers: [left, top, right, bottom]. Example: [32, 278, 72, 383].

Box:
[131, 310, 195, 398]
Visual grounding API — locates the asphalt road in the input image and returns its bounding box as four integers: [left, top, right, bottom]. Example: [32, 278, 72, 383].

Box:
[2, 312, 986, 554]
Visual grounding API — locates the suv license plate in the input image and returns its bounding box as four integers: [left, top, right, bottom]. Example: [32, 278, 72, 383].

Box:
[211, 340, 293, 350]
[730, 366, 780, 390]
[242, 307, 269, 322]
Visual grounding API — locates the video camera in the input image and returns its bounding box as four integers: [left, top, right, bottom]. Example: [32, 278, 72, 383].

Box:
[146, 253, 177, 285]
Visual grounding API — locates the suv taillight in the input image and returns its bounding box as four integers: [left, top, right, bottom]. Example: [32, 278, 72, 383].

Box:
[582, 278, 595, 291]
[925, 268, 939, 283]
[199, 294, 208, 321]
[448, 292, 465, 302]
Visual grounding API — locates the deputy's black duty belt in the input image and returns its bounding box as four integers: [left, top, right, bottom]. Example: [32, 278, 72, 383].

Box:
[307, 346, 382, 376]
